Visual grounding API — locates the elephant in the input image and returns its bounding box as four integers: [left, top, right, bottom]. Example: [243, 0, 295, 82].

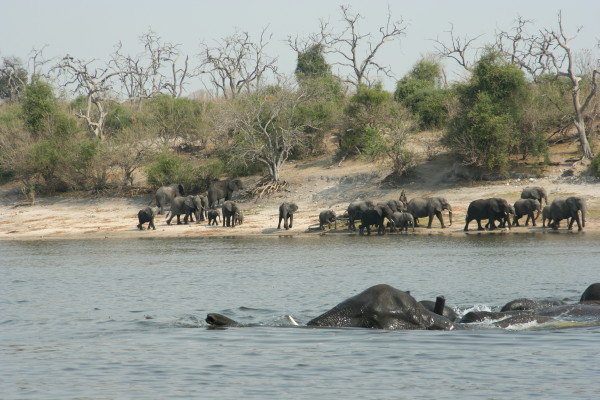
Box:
[389, 211, 414, 233]
[307, 284, 454, 330]
[207, 209, 221, 226]
[500, 298, 565, 312]
[485, 204, 515, 229]
[346, 200, 375, 231]
[549, 196, 586, 231]
[419, 300, 458, 322]
[208, 179, 244, 208]
[407, 197, 452, 228]
[461, 283, 600, 328]
[580, 283, 600, 303]
[166, 195, 203, 225]
[541, 205, 551, 228]
[235, 211, 244, 226]
[137, 207, 157, 230]
[194, 194, 209, 222]
[386, 198, 408, 213]
[154, 184, 184, 214]
[464, 198, 512, 231]
[319, 210, 337, 230]
[359, 203, 394, 235]
[512, 198, 541, 226]
[278, 202, 298, 230]
[521, 186, 548, 205]
[222, 201, 241, 227]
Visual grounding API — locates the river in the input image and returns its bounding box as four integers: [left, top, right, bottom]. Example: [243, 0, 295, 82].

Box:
[2, 233, 600, 399]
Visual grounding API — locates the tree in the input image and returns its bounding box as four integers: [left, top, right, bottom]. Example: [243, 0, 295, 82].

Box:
[54, 55, 126, 139]
[444, 51, 532, 172]
[218, 84, 312, 181]
[198, 28, 278, 98]
[0, 56, 28, 102]
[20, 77, 57, 135]
[496, 13, 599, 159]
[395, 59, 450, 129]
[299, 5, 406, 88]
[111, 30, 192, 105]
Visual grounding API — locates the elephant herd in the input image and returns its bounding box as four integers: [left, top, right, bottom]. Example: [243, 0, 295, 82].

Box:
[137, 182, 587, 234]
[206, 282, 600, 330]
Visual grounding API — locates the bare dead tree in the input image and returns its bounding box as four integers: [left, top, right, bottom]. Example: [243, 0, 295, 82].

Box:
[218, 83, 312, 181]
[497, 12, 599, 159]
[198, 28, 278, 98]
[0, 56, 28, 102]
[312, 5, 406, 88]
[54, 55, 126, 140]
[111, 30, 193, 105]
[433, 23, 482, 73]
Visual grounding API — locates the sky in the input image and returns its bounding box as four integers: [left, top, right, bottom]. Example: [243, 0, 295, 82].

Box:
[1, 0, 599, 95]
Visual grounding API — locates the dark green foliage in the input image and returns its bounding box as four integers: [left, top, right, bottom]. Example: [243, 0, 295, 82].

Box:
[395, 60, 449, 129]
[146, 153, 207, 193]
[295, 44, 331, 80]
[590, 152, 600, 177]
[444, 51, 543, 172]
[20, 77, 57, 135]
[103, 102, 135, 135]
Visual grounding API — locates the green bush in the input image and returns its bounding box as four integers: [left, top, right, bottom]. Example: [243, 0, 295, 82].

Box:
[146, 153, 208, 193]
[590, 152, 600, 177]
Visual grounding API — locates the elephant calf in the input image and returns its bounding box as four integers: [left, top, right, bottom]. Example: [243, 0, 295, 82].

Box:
[319, 210, 337, 230]
[278, 202, 298, 230]
[222, 201, 241, 227]
[389, 211, 414, 233]
[137, 207, 157, 230]
[207, 209, 221, 226]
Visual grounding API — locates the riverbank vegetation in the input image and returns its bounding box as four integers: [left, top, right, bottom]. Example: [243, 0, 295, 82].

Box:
[1, 7, 598, 203]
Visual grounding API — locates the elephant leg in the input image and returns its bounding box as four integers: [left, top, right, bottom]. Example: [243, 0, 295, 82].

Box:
[149, 219, 155, 230]
[427, 214, 434, 228]
[278, 216, 282, 229]
[289, 215, 293, 229]
[435, 211, 445, 228]
[464, 219, 471, 231]
[477, 219, 485, 230]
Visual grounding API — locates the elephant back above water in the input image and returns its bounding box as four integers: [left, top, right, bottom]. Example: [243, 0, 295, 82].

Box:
[154, 184, 184, 214]
[208, 179, 244, 208]
[307, 284, 454, 330]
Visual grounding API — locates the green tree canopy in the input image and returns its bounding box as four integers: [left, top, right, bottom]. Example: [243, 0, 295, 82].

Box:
[295, 44, 331, 80]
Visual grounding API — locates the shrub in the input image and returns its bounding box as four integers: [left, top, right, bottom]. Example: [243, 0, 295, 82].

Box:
[590, 152, 600, 177]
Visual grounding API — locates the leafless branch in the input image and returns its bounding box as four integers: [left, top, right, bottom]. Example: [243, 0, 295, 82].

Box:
[433, 23, 482, 73]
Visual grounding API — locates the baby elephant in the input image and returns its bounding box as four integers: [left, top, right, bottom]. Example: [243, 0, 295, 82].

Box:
[278, 202, 298, 230]
[137, 207, 157, 230]
[319, 210, 337, 230]
[235, 211, 244, 226]
[513, 198, 541, 226]
[390, 211, 414, 233]
[207, 209, 221, 226]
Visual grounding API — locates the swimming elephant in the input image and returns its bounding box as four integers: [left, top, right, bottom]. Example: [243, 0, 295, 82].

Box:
[222, 201, 241, 227]
[580, 283, 600, 303]
[319, 210, 337, 230]
[464, 198, 512, 231]
[512, 198, 541, 227]
[500, 298, 565, 312]
[520, 186, 548, 206]
[154, 184, 184, 214]
[137, 207, 158, 230]
[207, 178, 244, 208]
[307, 284, 454, 330]
[407, 197, 452, 228]
[419, 299, 458, 321]
[549, 196, 586, 231]
[278, 202, 298, 230]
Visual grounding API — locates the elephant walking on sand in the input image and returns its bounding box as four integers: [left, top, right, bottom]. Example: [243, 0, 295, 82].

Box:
[346, 200, 375, 231]
[407, 197, 452, 228]
[278, 202, 298, 230]
[512, 199, 541, 226]
[389, 211, 414, 232]
[207, 209, 221, 226]
[154, 184, 184, 214]
[549, 196, 586, 231]
[208, 179, 244, 208]
[222, 201, 241, 227]
[137, 207, 158, 230]
[464, 198, 512, 231]
[521, 186, 548, 206]
[166, 195, 203, 225]
[319, 210, 337, 230]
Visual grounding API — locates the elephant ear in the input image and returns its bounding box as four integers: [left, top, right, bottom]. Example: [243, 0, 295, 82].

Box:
[184, 196, 194, 208]
[489, 200, 501, 213]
